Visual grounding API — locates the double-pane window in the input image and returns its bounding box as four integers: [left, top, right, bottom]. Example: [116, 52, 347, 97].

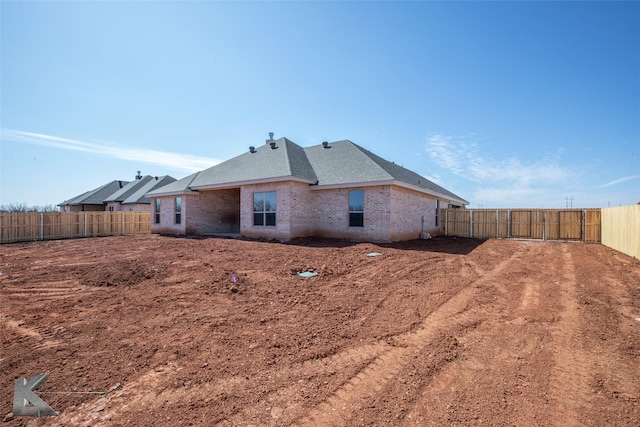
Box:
[253, 192, 276, 226]
[349, 190, 364, 227]
[175, 197, 182, 224]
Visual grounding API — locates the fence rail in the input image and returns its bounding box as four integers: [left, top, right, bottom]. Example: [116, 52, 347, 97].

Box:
[0, 212, 151, 244]
[442, 208, 602, 243]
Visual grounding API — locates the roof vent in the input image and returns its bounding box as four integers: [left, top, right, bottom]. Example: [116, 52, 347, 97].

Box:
[135, 171, 142, 180]
[155, 176, 158, 180]
[249, 146, 256, 153]
[269, 141, 277, 149]
[269, 132, 274, 140]
[322, 141, 331, 149]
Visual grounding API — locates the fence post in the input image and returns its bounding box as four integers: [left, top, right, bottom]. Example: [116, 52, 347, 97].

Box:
[507, 209, 511, 239]
[40, 212, 44, 241]
[445, 209, 448, 236]
[122, 212, 125, 236]
[84, 212, 87, 237]
[543, 211, 547, 241]
[469, 210, 473, 238]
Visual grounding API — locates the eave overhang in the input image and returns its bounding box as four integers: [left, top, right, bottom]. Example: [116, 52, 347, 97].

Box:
[311, 179, 468, 206]
[189, 176, 316, 191]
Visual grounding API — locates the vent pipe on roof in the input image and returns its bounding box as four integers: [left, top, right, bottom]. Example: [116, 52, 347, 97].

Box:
[249, 146, 256, 153]
[266, 132, 275, 145]
[322, 141, 330, 149]
[136, 171, 142, 180]
[270, 141, 277, 149]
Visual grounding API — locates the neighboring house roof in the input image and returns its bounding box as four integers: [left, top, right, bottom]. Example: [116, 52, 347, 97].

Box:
[104, 176, 154, 203]
[121, 175, 177, 204]
[147, 138, 468, 205]
[58, 180, 129, 207]
[103, 175, 177, 205]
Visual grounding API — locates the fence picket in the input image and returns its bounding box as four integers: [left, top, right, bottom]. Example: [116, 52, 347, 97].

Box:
[1, 212, 151, 244]
[443, 208, 602, 243]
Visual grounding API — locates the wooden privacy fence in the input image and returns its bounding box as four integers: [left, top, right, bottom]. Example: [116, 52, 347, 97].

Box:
[0, 211, 151, 244]
[601, 205, 640, 260]
[442, 208, 602, 243]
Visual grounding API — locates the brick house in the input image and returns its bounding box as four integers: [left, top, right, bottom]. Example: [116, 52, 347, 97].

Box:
[59, 174, 176, 212]
[147, 137, 468, 242]
[103, 175, 176, 212]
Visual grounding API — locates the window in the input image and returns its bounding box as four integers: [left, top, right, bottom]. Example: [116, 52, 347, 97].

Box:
[349, 190, 364, 227]
[435, 200, 440, 227]
[175, 197, 182, 224]
[253, 192, 276, 226]
[155, 199, 161, 224]
[108, 206, 114, 212]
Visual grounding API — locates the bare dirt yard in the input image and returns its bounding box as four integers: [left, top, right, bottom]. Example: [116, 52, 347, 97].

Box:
[1, 234, 639, 426]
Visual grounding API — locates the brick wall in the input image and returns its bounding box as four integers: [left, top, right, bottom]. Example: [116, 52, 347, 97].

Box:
[184, 189, 240, 234]
[240, 181, 314, 241]
[105, 202, 151, 212]
[151, 184, 445, 242]
[389, 186, 440, 241]
[311, 185, 393, 242]
[61, 205, 104, 212]
[124, 203, 151, 213]
[150, 196, 186, 235]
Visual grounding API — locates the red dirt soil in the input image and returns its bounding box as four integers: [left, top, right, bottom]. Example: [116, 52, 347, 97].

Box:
[1, 235, 639, 426]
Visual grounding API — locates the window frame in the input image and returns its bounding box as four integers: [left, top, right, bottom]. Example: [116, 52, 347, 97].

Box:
[348, 189, 364, 227]
[253, 191, 276, 227]
[175, 197, 182, 224]
[155, 199, 161, 224]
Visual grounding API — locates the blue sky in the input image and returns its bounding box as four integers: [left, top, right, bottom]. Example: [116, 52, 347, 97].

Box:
[1, 1, 638, 208]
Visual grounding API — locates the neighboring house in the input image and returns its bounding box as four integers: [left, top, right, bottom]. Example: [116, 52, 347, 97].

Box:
[59, 173, 176, 212]
[147, 136, 467, 242]
[104, 175, 177, 212]
[59, 180, 130, 212]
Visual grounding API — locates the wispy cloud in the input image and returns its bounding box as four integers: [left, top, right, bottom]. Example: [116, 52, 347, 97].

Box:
[597, 175, 640, 188]
[426, 134, 576, 207]
[1, 128, 221, 173]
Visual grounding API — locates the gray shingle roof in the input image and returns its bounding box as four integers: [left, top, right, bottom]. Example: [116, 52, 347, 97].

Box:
[104, 176, 154, 203]
[58, 180, 129, 206]
[146, 172, 201, 196]
[147, 138, 468, 205]
[309, 141, 467, 203]
[121, 176, 177, 204]
[189, 138, 317, 189]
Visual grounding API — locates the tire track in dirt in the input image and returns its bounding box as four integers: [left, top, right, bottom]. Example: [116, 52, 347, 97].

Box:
[1, 282, 94, 351]
[402, 242, 558, 426]
[1, 283, 92, 301]
[293, 246, 529, 426]
[565, 246, 640, 424]
[547, 245, 595, 426]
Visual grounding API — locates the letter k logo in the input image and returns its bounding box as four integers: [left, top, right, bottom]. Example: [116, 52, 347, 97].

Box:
[13, 374, 59, 418]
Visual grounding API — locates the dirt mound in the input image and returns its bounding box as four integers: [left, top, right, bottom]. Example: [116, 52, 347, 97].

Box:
[82, 260, 166, 287]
